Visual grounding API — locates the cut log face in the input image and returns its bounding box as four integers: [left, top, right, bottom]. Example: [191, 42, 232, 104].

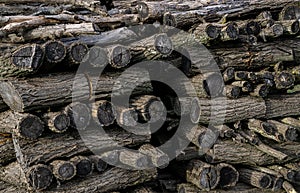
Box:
[27, 164, 53, 190]
[107, 45, 131, 69]
[43, 40, 66, 64]
[279, 4, 300, 20]
[70, 156, 94, 177]
[65, 102, 91, 131]
[89, 155, 108, 173]
[68, 42, 89, 65]
[92, 100, 116, 127]
[42, 111, 70, 133]
[216, 163, 239, 188]
[238, 168, 272, 189]
[50, 160, 76, 181]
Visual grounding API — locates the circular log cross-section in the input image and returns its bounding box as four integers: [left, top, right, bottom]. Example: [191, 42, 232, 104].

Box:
[11, 44, 44, 70]
[246, 21, 261, 36]
[221, 22, 239, 41]
[206, 24, 221, 40]
[89, 155, 108, 173]
[108, 45, 131, 69]
[279, 4, 300, 20]
[43, 40, 66, 64]
[87, 46, 109, 68]
[71, 156, 94, 177]
[19, 114, 44, 139]
[154, 34, 173, 56]
[68, 42, 89, 65]
[43, 111, 70, 133]
[275, 72, 295, 90]
[92, 100, 115, 127]
[203, 73, 224, 98]
[51, 160, 76, 181]
[65, 102, 91, 131]
[27, 164, 53, 191]
[216, 163, 239, 188]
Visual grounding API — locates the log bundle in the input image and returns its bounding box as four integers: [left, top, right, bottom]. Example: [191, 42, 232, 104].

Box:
[0, 0, 300, 192]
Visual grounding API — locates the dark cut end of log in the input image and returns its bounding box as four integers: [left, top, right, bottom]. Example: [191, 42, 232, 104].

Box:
[203, 73, 224, 98]
[246, 21, 261, 36]
[139, 144, 169, 168]
[273, 177, 284, 190]
[109, 45, 131, 69]
[116, 107, 138, 127]
[50, 160, 76, 181]
[68, 42, 89, 64]
[206, 24, 221, 39]
[137, 2, 149, 20]
[275, 72, 295, 90]
[87, 46, 109, 68]
[92, 100, 115, 127]
[65, 102, 91, 131]
[238, 168, 272, 189]
[52, 113, 70, 133]
[289, 20, 300, 34]
[154, 33, 173, 55]
[279, 4, 300, 21]
[27, 164, 53, 190]
[71, 156, 94, 177]
[285, 126, 298, 141]
[200, 166, 219, 190]
[19, 114, 44, 139]
[271, 24, 284, 37]
[89, 155, 108, 173]
[216, 163, 239, 188]
[119, 150, 149, 169]
[43, 40, 66, 64]
[223, 67, 235, 83]
[225, 85, 241, 99]
[11, 44, 44, 70]
[223, 22, 239, 40]
[250, 84, 270, 98]
[261, 122, 285, 141]
[232, 81, 253, 93]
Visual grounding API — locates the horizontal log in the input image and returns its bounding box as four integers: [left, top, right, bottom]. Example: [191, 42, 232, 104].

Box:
[13, 127, 150, 168]
[0, 137, 15, 166]
[45, 167, 157, 193]
[0, 111, 44, 139]
[237, 168, 272, 189]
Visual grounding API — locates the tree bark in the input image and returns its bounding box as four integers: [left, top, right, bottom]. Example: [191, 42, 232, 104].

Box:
[138, 144, 169, 168]
[237, 168, 272, 189]
[0, 111, 44, 139]
[0, 137, 15, 166]
[45, 167, 157, 193]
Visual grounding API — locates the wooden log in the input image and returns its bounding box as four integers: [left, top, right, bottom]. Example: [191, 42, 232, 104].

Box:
[274, 71, 295, 90]
[276, 20, 300, 35]
[129, 33, 173, 63]
[115, 106, 138, 127]
[186, 125, 207, 150]
[70, 156, 93, 177]
[231, 81, 254, 93]
[131, 186, 157, 193]
[176, 146, 203, 162]
[283, 181, 298, 193]
[45, 167, 157, 193]
[0, 69, 152, 112]
[219, 22, 239, 41]
[0, 162, 53, 191]
[281, 117, 300, 131]
[266, 120, 298, 141]
[223, 67, 235, 83]
[106, 44, 131, 69]
[119, 149, 149, 170]
[131, 95, 165, 123]
[238, 168, 272, 189]
[0, 181, 27, 193]
[0, 137, 15, 166]
[64, 102, 91, 131]
[138, 144, 169, 168]
[89, 155, 108, 173]
[249, 84, 270, 98]
[193, 23, 221, 45]
[269, 165, 298, 184]
[259, 23, 284, 41]
[66, 42, 89, 68]
[50, 160, 76, 181]
[0, 44, 44, 77]
[99, 150, 120, 166]
[92, 100, 115, 127]
[0, 0, 107, 15]
[0, 111, 44, 139]
[237, 20, 261, 36]
[265, 92, 300, 118]
[41, 111, 70, 133]
[186, 160, 220, 191]
[279, 3, 300, 21]
[13, 128, 150, 168]
[205, 140, 300, 166]
[216, 163, 239, 189]
[224, 85, 241, 99]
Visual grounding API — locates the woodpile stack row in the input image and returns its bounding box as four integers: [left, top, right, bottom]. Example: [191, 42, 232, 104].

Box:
[0, 0, 300, 192]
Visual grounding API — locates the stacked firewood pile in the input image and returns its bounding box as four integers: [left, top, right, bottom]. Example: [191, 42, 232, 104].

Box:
[0, 0, 300, 192]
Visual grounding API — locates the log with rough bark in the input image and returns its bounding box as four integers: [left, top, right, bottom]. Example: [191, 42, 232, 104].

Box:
[0, 69, 153, 112]
[119, 149, 149, 170]
[70, 156, 93, 177]
[0, 137, 15, 166]
[0, 0, 107, 15]
[269, 165, 299, 184]
[41, 110, 70, 133]
[138, 144, 169, 168]
[237, 168, 272, 189]
[0, 111, 44, 139]
[50, 160, 76, 181]
[64, 102, 91, 131]
[279, 3, 300, 21]
[0, 44, 44, 77]
[45, 167, 157, 193]
[0, 162, 53, 191]
[206, 139, 300, 166]
[89, 155, 108, 173]
[281, 117, 300, 131]
[92, 100, 115, 127]
[250, 84, 270, 98]
[12, 128, 151, 169]
[193, 23, 221, 45]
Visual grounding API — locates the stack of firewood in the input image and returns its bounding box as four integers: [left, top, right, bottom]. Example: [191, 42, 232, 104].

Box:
[0, 0, 300, 192]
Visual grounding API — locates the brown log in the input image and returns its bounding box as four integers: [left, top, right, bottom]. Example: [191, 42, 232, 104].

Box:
[175, 146, 203, 162]
[281, 117, 300, 131]
[45, 167, 157, 193]
[115, 106, 139, 127]
[237, 20, 261, 36]
[259, 23, 284, 41]
[0, 181, 27, 193]
[41, 111, 70, 133]
[106, 44, 131, 69]
[193, 23, 221, 45]
[269, 165, 298, 184]
[276, 20, 300, 35]
[66, 42, 89, 68]
[13, 128, 150, 168]
[0, 44, 44, 77]
[238, 168, 272, 189]
[70, 156, 93, 177]
[50, 160, 76, 181]
[205, 140, 300, 166]
[283, 181, 298, 193]
[0, 162, 53, 191]
[138, 144, 169, 168]
[219, 22, 239, 41]
[0, 111, 44, 139]
[64, 102, 91, 131]
[267, 120, 298, 141]
[92, 100, 115, 127]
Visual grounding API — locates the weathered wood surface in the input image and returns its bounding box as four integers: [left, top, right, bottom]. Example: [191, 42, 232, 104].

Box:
[0, 137, 15, 166]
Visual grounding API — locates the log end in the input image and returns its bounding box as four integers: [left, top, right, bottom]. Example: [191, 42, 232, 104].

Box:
[259, 175, 272, 189]
[206, 24, 221, 39]
[53, 113, 70, 133]
[110, 45, 131, 69]
[69, 42, 89, 64]
[217, 164, 239, 188]
[190, 98, 201, 124]
[155, 34, 173, 55]
[55, 161, 76, 181]
[27, 165, 53, 191]
[65, 102, 91, 131]
[246, 21, 261, 36]
[0, 81, 24, 112]
[203, 73, 224, 98]
[43, 41, 66, 64]
[19, 114, 44, 139]
[93, 101, 116, 127]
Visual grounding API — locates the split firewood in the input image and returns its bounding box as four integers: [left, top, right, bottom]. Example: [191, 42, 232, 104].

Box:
[50, 160, 76, 181]
[0, 111, 44, 139]
[0, 162, 53, 191]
